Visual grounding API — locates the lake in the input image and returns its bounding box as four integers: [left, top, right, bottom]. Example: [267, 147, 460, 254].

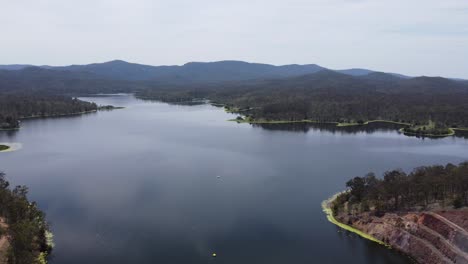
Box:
[1, 94, 468, 264]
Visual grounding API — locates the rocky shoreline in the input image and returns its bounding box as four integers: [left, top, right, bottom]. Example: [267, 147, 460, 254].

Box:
[326, 197, 468, 264]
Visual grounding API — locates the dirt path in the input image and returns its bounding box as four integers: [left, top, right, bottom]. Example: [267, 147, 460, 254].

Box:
[409, 229, 455, 264]
[428, 212, 468, 236]
[419, 224, 468, 262]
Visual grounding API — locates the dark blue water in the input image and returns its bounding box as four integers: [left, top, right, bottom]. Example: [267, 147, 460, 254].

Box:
[1, 94, 467, 264]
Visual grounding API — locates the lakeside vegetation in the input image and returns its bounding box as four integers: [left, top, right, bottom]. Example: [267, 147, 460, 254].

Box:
[135, 71, 468, 137]
[401, 121, 455, 137]
[322, 194, 388, 246]
[230, 115, 412, 127]
[0, 94, 98, 130]
[0, 172, 52, 263]
[0, 145, 9, 152]
[229, 114, 464, 137]
[1, 62, 468, 262]
[1, 63, 468, 137]
[97, 105, 125, 111]
[331, 162, 468, 217]
[0, 95, 124, 131]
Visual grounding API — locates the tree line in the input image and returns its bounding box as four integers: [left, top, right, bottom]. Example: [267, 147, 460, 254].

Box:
[332, 162, 468, 216]
[136, 71, 468, 128]
[2, 67, 468, 129]
[0, 172, 52, 264]
[0, 94, 97, 129]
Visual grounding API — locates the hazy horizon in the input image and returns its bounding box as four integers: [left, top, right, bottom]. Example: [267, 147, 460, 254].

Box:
[1, 0, 467, 78]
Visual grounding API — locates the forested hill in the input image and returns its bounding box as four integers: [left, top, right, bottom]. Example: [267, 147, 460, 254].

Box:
[137, 70, 468, 128]
[2, 62, 468, 130]
[0, 60, 326, 82]
[0, 67, 142, 95]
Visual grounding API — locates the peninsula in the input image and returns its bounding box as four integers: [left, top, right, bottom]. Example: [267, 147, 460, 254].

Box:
[325, 162, 468, 264]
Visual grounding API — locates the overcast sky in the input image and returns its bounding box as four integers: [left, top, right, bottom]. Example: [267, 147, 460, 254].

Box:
[1, 0, 467, 78]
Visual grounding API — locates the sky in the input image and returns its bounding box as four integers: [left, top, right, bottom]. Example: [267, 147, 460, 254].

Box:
[1, 0, 468, 78]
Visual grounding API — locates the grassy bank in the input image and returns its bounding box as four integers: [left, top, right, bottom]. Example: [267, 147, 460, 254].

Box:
[322, 193, 389, 247]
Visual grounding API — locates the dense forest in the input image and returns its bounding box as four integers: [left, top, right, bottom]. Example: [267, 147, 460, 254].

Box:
[0, 94, 97, 129]
[1, 62, 468, 131]
[331, 162, 468, 216]
[137, 71, 468, 129]
[0, 172, 52, 264]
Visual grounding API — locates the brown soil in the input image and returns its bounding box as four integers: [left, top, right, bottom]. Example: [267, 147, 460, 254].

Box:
[336, 209, 468, 264]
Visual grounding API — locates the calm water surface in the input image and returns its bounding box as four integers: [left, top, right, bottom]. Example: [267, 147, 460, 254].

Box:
[1, 95, 468, 264]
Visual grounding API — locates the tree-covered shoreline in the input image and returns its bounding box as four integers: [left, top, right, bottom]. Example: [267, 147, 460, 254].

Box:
[331, 162, 468, 217]
[2, 64, 468, 136]
[0, 172, 53, 264]
[0, 95, 98, 130]
[326, 162, 468, 264]
[0, 145, 9, 152]
[135, 71, 468, 132]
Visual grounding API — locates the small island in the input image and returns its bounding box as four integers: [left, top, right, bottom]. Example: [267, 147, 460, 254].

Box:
[0, 145, 9, 152]
[97, 105, 125, 111]
[324, 162, 468, 264]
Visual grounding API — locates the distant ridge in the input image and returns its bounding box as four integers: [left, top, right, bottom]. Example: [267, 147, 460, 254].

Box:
[1, 60, 465, 81]
[336, 68, 374, 76]
[0, 64, 34, 71]
[0, 60, 419, 82]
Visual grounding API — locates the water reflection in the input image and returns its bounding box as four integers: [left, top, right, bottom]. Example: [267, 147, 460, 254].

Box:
[252, 122, 405, 135]
[252, 122, 468, 139]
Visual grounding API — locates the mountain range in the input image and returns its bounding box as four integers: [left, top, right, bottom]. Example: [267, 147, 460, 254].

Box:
[1, 59, 468, 129]
[0, 60, 413, 83]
